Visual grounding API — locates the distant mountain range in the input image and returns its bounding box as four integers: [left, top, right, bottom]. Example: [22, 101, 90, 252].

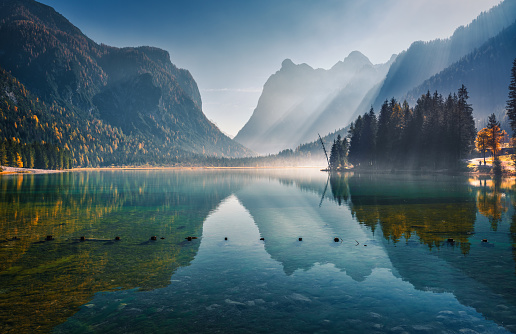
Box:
[0, 0, 251, 167]
[236, 0, 516, 155]
[235, 52, 395, 154]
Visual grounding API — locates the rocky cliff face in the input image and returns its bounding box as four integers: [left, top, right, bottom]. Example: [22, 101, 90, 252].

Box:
[0, 0, 251, 162]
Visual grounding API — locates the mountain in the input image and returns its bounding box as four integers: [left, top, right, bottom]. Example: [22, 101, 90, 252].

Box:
[405, 21, 516, 120]
[237, 0, 516, 157]
[0, 0, 251, 167]
[372, 0, 516, 110]
[234, 52, 393, 154]
[302, 54, 396, 143]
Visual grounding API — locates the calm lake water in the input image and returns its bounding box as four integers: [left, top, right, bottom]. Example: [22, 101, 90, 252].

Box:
[1, 169, 515, 333]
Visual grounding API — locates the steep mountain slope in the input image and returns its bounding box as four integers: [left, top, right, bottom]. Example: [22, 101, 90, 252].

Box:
[0, 0, 251, 164]
[0, 65, 159, 167]
[372, 0, 516, 109]
[234, 59, 326, 154]
[235, 52, 392, 154]
[300, 54, 394, 143]
[405, 21, 516, 120]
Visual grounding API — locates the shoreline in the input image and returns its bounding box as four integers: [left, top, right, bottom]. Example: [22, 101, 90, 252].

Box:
[0, 166, 65, 175]
[0, 165, 326, 175]
[1, 157, 513, 176]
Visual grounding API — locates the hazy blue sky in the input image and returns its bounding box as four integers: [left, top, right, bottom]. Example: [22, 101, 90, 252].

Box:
[40, 0, 501, 137]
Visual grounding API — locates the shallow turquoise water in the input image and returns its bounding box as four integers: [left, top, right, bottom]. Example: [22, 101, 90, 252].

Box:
[0, 169, 515, 333]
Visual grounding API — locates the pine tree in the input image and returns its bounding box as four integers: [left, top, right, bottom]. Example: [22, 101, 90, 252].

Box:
[424, 92, 444, 168]
[328, 135, 348, 171]
[0, 140, 6, 166]
[360, 108, 377, 167]
[506, 58, 516, 163]
[336, 134, 348, 168]
[486, 114, 505, 159]
[402, 95, 424, 167]
[443, 93, 458, 166]
[507, 58, 516, 135]
[376, 100, 392, 166]
[455, 85, 476, 166]
[329, 139, 339, 170]
[347, 116, 363, 167]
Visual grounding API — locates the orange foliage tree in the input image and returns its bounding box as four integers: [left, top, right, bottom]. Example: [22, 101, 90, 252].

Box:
[477, 114, 506, 165]
[475, 128, 490, 165]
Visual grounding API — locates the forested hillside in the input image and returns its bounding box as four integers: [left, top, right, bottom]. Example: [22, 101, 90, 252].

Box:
[372, 0, 516, 110]
[0, 0, 251, 168]
[406, 21, 516, 120]
[0, 67, 125, 167]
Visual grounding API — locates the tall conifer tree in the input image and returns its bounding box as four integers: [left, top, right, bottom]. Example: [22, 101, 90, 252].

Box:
[506, 58, 516, 163]
[455, 85, 476, 164]
[507, 58, 516, 134]
[486, 114, 506, 159]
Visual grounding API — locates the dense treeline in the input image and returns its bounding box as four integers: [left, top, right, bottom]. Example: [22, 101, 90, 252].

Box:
[0, 139, 71, 169]
[507, 58, 516, 161]
[345, 85, 476, 170]
[328, 135, 348, 170]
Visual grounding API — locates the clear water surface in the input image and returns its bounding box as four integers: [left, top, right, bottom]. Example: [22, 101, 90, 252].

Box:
[0, 169, 515, 333]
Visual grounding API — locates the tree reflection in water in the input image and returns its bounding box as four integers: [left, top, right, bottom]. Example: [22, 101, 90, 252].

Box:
[330, 172, 478, 254]
[0, 171, 240, 334]
[329, 172, 516, 328]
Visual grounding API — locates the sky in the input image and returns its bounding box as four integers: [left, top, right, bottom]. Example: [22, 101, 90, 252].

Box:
[40, 0, 502, 137]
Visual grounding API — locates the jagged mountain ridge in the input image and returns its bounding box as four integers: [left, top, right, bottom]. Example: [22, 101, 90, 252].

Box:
[235, 51, 393, 154]
[0, 0, 251, 163]
[237, 0, 516, 156]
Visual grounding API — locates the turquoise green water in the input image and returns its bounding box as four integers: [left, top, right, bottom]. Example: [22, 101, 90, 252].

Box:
[0, 169, 515, 333]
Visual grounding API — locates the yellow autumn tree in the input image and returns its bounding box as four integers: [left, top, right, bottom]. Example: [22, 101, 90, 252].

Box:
[475, 128, 490, 165]
[15, 152, 23, 168]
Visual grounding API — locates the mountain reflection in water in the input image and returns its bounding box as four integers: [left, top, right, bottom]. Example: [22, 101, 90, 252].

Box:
[0, 170, 515, 333]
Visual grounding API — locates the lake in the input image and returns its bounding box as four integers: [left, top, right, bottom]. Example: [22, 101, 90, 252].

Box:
[1, 169, 515, 333]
